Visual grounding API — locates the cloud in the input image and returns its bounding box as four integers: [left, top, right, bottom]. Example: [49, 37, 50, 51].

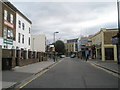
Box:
[9, 1, 118, 43]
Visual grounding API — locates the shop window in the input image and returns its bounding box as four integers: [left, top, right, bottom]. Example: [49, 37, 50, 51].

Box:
[4, 10, 8, 21]
[10, 14, 14, 24]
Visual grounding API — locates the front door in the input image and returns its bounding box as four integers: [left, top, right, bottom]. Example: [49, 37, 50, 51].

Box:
[105, 48, 114, 60]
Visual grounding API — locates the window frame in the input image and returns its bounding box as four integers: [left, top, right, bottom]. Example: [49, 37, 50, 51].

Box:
[4, 10, 8, 21]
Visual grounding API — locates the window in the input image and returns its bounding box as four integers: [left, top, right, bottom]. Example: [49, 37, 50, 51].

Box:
[7, 30, 14, 39]
[3, 27, 7, 39]
[22, 34, 24, 44]
[22, 23, 25, 30]
[18, 33, 21, 43]
[10, 30, 13, 38]
[10, 14, 14, 24]
[7, 30, 11, 38]
[29, 37, 30, 45]
[18, 20, 21, 28]
[29, 27, 30, 33]
[4, 10, 8, 21]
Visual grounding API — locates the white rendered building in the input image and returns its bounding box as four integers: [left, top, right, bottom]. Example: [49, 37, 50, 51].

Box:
[16, 12, 32, 51]
[31, 34, 46, 52]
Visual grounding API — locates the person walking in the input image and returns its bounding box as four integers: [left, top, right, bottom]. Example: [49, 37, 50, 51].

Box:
[85, 48, 89, 61]
[53, 54, 55, 62]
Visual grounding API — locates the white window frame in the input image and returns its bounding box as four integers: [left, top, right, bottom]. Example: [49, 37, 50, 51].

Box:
[3, 26, 7, 39]
[10, 14, 14, 24]
[4, 10, 8, 21]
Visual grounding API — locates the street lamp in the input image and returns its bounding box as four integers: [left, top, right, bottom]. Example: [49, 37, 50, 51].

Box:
[53, 32, 59, 62]
[53, 32, 59, 43]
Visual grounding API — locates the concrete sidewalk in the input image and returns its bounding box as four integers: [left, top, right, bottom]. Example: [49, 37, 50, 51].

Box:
[88, 59, 120, 75]
[2, 58, 60, 89]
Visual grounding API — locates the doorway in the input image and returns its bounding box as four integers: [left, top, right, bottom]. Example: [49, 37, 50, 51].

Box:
[105, 48, 114, 60]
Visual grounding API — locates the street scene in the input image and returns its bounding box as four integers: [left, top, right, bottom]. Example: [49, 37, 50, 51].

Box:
[0, 0, 120, 89]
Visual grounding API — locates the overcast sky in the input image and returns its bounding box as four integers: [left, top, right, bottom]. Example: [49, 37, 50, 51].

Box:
[9, 0, 118, 43]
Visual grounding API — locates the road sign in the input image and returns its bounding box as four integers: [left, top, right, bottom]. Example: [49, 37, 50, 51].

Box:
[3, 39, 13, 45]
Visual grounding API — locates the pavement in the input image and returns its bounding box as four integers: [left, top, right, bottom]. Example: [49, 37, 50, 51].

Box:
[2, 58, 60, 89]
[87, 59, 120, 75]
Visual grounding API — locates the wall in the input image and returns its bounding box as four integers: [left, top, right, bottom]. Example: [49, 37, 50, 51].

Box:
[1, 2, 16, 49]
[16, 12, 31, 50]
[104, 30, 118, 44]
[31, 34, 46, 52]
[65, 43, 74, 52]
[0, 1, 2, 37]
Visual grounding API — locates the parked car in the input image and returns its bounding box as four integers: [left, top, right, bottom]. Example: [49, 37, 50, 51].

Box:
[60, 55, 66, 58]
[70, 54, 76, 58]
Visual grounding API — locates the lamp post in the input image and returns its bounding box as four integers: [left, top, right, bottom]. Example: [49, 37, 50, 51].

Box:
[53, 32, 59, 62]
[53, 32, 59, 44]
[117, 0, 120, 64]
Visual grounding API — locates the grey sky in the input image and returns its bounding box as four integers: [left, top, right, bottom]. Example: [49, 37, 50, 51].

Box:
[9, 1, 118, 43]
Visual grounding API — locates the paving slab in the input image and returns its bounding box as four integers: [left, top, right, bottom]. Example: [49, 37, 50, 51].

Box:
[2, 59, 56, 89]
[88, 59, 120, 74]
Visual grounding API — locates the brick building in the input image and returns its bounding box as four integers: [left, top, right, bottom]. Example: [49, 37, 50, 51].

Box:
[0, 1, 16, 49]
[89, 28, 118, 61]
[0, 1, 47, 70]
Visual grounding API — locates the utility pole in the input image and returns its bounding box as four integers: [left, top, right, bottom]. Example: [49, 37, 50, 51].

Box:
[117, 0, 120, 64]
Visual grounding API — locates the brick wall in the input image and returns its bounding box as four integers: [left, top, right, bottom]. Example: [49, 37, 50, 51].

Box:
[104, 31, 118, 44]
[18, 59, 39, 67]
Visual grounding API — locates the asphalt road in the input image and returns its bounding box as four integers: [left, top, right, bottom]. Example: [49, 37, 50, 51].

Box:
[20, 58, 119, 88]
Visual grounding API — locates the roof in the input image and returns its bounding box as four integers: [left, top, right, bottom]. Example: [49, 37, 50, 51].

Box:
[3, 1, 32, 24]
[89, 28, 118, 39]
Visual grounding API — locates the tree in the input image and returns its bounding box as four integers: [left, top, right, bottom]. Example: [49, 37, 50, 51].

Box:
[54, 40, 66, 54]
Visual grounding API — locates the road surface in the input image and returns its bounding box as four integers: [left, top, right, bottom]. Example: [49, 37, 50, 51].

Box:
[19, 58, 119, 88]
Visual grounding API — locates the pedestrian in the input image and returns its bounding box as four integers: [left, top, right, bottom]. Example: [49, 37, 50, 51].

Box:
[53, 54, 55, 62]
[85, 48, 89, 61]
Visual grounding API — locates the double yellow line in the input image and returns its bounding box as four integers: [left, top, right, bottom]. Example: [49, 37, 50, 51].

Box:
[18, 60, 63, 89]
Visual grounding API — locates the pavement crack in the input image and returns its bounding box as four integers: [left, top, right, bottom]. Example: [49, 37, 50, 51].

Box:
[81, 76, 87, 88]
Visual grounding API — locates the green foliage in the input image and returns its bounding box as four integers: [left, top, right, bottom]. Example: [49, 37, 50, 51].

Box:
[54, 40, 66, 54]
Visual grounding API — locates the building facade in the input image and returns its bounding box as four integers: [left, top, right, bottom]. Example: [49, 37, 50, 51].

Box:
[31, 34, 46, 52]
[67, 38, 78, 52]
[89, 28, 118, 61]
[0, 1, 16, 49]
[16, 12, 32, 51]
[65, 38, 78, 56]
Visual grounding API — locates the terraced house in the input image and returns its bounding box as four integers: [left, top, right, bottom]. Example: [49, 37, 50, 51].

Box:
[0, 1, 47, 70]
[0, 1, 16, 49]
